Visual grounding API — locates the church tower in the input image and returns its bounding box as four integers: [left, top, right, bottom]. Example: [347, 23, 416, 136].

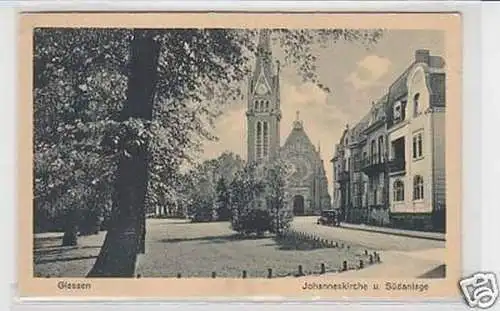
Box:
[246, 29, 282, 164]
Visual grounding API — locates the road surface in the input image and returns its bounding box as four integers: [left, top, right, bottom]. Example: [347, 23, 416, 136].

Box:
[291, 216, 445, 251]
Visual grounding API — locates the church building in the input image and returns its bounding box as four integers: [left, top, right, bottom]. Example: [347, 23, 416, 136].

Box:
[245, 30, 331, 216]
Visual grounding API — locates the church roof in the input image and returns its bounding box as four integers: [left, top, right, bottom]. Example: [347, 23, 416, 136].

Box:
[281, 111, 317, 155]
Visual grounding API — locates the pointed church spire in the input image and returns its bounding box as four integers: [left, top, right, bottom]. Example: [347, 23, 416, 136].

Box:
[293, 110, 303, 130]
[253, 29, 274, 81]
[257, 29, 271, 53]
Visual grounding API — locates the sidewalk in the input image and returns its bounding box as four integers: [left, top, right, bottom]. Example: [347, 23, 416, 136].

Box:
[339, 222, 445, 241]
[334, 248, 445, 278]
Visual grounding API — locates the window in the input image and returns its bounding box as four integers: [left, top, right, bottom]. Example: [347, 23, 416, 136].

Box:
[413, 175, 424, 200]
[377, 136, 384, 162]
[262, 122, 269, 157]
[256, 121, 262, 159]
[393, 102, 402, 120]
[393, 180, 404, 202]
[413, 93, 420, 117]
[370, 140, 376, 163]
[412, 132, 423, 159]
[254, 100, 258, 110]
[265, 100, 269, 110]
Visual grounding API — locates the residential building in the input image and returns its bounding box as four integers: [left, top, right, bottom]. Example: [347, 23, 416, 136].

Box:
[331, 49, 446, 231]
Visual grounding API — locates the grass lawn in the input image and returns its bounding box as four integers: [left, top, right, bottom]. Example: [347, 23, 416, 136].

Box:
[33, 231, 106, 277]
[33, 219, 377, 278]
[136, 219, 375, 278]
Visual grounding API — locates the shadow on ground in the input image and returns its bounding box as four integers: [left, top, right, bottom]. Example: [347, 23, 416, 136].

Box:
[264, 236, 331, 251]
[35, 254, 98, 265]
[158, 234, 270, 244]
[34, 245, 102, 257]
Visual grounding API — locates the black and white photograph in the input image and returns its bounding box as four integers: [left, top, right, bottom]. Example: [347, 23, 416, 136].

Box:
[25, 13, 460, 297]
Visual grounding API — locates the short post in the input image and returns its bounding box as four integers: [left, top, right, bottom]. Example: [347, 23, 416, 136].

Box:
[298, 265, 304, 276]
[242, 270, 247, 279]
[342, 260, 348, 271]
[212, 271, 216, 278]
[359, 260, 364, 269]
[267, 268, 273, 279]
[320, 263, 326, 274]
[177, 273, 181, 278]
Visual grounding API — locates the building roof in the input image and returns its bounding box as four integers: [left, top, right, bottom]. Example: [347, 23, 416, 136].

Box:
[387, 52, 445, 105]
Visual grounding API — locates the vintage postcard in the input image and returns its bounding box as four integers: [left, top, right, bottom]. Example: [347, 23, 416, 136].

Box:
[19, 12, 462, 300]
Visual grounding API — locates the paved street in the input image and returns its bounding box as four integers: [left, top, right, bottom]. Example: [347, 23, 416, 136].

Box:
[291, 216, 445, 251]
[290, 216, 445, 278]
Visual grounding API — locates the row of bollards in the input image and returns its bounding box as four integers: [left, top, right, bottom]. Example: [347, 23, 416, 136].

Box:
[136, 252, 382, 278]
[134, 252, 382, 279]
[284, 231, 383, 266]
[161, 258, 377, 279]
[283, 230, 354, 249]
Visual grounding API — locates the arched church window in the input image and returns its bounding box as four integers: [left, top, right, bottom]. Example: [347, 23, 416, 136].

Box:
[256, 121, 262, 160]
[265, 100, 269, 111]
[254, 100, 259, 110]
[263, 122, 269, 157]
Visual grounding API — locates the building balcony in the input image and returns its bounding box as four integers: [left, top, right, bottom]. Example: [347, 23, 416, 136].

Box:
[360, 153, 387, 175]
[337, 171, 350, 183]
[388, 158, 406, 173]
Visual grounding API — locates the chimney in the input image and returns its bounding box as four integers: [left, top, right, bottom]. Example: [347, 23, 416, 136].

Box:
[415, 49, 430, 64]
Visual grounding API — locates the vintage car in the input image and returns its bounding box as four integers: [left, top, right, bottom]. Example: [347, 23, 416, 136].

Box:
[317, 209, 341, 226]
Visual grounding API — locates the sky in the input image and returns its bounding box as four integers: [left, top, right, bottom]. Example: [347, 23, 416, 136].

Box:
[199, 29, 444, 195]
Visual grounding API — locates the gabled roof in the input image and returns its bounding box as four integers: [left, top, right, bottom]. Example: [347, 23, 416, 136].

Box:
[281, 122, 316, 153]
[387, 54, 445, 104]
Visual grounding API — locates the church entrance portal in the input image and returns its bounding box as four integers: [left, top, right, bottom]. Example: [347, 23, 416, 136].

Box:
[293, 195, 305, 216]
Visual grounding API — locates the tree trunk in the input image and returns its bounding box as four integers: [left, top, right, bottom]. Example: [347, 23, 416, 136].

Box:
[87, 30, 160, 277]
[61, 208, 79, 246]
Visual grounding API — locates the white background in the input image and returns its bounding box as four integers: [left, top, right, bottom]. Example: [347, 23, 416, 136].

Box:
[0, 1, 498, 310]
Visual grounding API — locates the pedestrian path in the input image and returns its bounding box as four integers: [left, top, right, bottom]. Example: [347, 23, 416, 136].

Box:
[338, 222, 445, 241]
[333, 248, 445, 278]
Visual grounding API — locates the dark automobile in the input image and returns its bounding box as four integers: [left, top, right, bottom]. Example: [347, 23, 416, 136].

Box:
[317, 209, 340, 226]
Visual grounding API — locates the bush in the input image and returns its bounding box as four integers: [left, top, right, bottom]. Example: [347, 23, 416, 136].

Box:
[233, 209, 272, 236]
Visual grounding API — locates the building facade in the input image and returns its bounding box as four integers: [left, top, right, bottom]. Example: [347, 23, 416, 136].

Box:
[332, 50, 446, 232]
[246, 30, 331, 216]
